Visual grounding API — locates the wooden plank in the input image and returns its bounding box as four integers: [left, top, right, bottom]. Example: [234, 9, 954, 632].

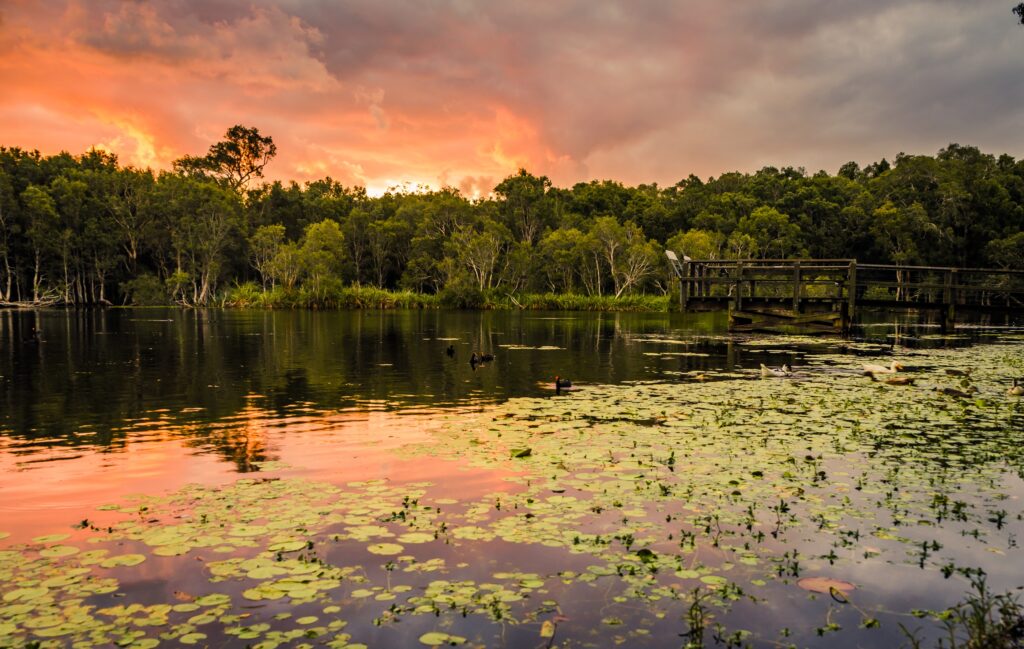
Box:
[730, 310, 842, 325]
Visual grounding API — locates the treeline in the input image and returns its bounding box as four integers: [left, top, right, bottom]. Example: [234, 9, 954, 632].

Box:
[1, 126, 1022, 308]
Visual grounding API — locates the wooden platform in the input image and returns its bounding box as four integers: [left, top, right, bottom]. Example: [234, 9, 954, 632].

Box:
[664, 254, 1024, 334]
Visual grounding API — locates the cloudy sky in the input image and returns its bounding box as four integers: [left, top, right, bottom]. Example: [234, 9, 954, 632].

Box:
[0, 0, 1021, 195]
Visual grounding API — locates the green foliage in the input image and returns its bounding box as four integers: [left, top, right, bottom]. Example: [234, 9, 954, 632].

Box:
[437, 281, 487, 309]
[173, 125, 276, 191]
[904, 573, 1024, 649]
[120, 274, 168, 306]
[223, 283, 438, 309]
[504, 292, 668, 312]
[2, 137, 1024, 309]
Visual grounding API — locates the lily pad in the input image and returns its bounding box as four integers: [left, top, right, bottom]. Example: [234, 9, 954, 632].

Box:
[419, 631, 466, 646]
[797, 577, 855, 595]
[100, 554, 147, 568]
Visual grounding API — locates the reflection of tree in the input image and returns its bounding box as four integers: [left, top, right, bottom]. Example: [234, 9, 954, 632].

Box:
[0, 309, 729, 471]
[182, 404, 270, 473]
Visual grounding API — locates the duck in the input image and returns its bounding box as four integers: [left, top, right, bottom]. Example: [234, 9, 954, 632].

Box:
[882, 376, 915, 386]
[760, 363, 792, 378]
[22, 326, 41, 345]
[862, 361, 904, 375]
[479, 353, 495, 362]
[1009, 379, 1023, 397]
[944, 368, 972, 377]
[554, 376, 572, 389]
[446, 344, 456, 358]
[935, 386, 978, 399]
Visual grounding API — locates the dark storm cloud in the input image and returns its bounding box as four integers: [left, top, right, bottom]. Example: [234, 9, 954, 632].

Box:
[0, 0, 1020, 190]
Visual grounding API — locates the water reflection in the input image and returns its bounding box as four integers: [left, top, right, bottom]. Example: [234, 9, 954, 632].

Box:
[2, 308, 1023, 648]
[0, 308, 1017, 466]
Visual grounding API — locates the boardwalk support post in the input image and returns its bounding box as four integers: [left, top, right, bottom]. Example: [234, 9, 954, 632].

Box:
[792, 261, 801, 312]
[942, 268, 958, 332]
[846, 260, 857, 333]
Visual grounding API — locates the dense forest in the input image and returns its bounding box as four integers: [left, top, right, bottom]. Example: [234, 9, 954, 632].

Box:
[1, 126, 1022, 309]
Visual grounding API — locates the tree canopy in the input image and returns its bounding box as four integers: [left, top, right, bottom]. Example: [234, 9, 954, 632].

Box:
[1, 130, 1022, 307]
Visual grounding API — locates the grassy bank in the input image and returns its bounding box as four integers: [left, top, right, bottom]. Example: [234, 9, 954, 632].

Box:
[220, 283, 669, 312]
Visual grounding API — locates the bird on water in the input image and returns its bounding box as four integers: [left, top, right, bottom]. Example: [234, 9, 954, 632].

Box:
[760, 363, 792, 378]
[862, 361, 904, 375]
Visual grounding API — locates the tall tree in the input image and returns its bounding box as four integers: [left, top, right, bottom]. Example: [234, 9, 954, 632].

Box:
[174, 125, 277, 192]
[0, 168, 16, 301]
[250, 224, 286, 289]
[20, 185, 59, 302]
[494, 169, 552, 245]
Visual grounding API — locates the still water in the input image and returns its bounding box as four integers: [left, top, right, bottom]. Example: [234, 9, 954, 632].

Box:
[1, 308, 1022, 648]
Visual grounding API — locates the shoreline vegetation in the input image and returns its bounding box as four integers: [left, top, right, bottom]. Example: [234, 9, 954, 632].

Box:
[2, 125, 1023, 311]
[1, 285, 671, 312]
[220, 284, 670, 311]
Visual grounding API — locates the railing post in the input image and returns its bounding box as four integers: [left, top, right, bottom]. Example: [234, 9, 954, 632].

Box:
[847, 260, 857, 324]
[680, 260, 690, 311]
[792, 261, 801, 312]
[734, 261, 744, 312]
[947, 269, 958, 331]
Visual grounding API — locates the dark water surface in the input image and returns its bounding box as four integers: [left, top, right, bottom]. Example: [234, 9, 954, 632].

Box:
[1, 308, 1023, 649]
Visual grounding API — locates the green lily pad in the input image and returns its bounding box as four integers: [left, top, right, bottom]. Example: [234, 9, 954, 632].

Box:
[268, 540, 307, 552]
[39, 545, 79, 558]
[101, 554, 147, 568]
[397, 532, 435, 544]
[419, 631, 466, 646]
[32, 533, 70, 543]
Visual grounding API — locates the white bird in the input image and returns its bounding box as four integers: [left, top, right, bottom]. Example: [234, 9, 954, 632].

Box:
[1009, 379, 1023, 397]
[760, 363, 792, 378]
[863, 361, 904, 375]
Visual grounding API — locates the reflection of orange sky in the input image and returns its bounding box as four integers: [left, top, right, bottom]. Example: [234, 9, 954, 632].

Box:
[0, 405, 519, 543]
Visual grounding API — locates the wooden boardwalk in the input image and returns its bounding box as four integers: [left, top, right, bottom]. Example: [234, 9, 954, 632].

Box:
[665, 253, 1024, 333]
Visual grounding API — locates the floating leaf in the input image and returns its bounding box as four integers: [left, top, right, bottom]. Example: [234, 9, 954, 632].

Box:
[367, 543, 404, 555]
[419, 631, 466, 646]
[540, 620, 556, 638]
[32, 533, 70, 543]
[100, 554, 147, 568]
[797, 577, 855, 595]
[268, 540, 307, 552]
[194, 593, 231, 607]
[39, 545, 79, 558]
[397, 532, 435, 544]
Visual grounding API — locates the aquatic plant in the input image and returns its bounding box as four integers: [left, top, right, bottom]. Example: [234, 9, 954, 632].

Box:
[2, 340, 1023, 647]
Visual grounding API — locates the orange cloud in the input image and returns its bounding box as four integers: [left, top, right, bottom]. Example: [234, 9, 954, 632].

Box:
[0, 1, 1021, 191]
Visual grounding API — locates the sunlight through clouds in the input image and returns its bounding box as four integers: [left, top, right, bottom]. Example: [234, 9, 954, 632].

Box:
[0, 0, 1020, 190]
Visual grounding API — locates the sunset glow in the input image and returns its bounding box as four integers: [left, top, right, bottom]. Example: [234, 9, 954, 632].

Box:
[1, 1, 1022, 191]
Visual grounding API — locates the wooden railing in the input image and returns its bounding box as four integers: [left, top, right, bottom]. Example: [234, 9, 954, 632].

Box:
[666, 253, 1024, 329]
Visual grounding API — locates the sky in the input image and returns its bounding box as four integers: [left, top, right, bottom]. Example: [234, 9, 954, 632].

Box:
[0, 0, 1022, 196]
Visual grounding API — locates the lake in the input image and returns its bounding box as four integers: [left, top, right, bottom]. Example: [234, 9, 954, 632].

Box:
[1, 308, 1023, 648]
